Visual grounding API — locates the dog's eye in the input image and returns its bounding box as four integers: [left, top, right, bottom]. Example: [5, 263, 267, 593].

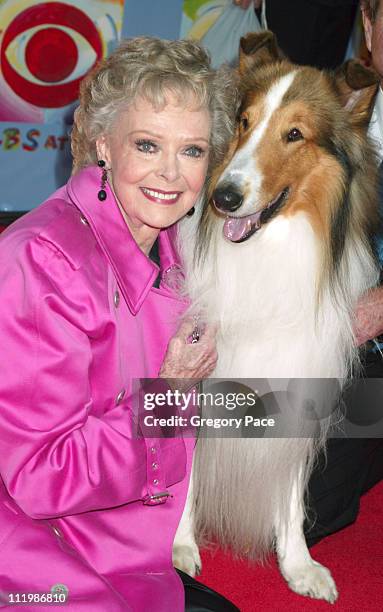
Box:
[240, 114, 249, 131]
[287, 128, 303, 143]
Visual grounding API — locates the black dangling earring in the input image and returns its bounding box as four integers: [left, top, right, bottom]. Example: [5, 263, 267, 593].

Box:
[97, 160, 108, 201]
[187, 207, 195, 217]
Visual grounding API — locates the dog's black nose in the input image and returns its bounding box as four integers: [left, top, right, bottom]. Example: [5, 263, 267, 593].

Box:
[213, 185, 243, 212]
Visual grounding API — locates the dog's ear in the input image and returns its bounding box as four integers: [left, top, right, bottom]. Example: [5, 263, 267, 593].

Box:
[335, 60, 379, 125]
[239, 31, 283, 75]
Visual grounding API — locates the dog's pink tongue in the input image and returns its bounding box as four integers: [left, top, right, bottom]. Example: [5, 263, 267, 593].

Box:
[223, 211, 261, 242]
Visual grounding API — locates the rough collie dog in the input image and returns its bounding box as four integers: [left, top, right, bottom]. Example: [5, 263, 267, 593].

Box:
[173, 33, 380, 603]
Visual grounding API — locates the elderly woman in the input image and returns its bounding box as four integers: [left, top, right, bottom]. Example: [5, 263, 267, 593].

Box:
[0, 38, 238, 611]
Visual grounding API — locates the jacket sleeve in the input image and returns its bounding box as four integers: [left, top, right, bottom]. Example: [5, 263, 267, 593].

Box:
[0, 235, 176, 519]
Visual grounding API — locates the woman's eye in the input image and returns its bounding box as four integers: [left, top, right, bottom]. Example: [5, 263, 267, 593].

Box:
[287, 128, 303, 143]
[135, 140, 157, 153]
[184, 145, 205, 158]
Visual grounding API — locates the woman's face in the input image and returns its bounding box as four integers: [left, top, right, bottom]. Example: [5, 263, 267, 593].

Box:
[97, 95, 211, 252]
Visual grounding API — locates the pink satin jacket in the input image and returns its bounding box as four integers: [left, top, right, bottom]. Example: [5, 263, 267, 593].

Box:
[0, 166, 193, 611]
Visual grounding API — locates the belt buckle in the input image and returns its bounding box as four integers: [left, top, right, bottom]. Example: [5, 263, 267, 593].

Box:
[142, 491, 172, 506]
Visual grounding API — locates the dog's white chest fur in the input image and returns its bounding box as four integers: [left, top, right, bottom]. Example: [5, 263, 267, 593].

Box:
[186, 212, 349, 379]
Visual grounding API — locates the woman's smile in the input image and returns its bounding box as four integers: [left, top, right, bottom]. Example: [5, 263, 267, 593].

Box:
[140, 186, 182, 204]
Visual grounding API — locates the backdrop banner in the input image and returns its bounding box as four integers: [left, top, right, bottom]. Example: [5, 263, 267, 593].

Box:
[181, 1, 263, 68]
[0, 0, 124, 213]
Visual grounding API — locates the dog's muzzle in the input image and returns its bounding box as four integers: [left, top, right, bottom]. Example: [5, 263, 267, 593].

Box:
[213, 185, 244, 213]
[216, 187, 290, 243]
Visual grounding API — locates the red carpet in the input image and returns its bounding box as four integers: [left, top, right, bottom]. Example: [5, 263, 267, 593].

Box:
[199, 481, 383, 611]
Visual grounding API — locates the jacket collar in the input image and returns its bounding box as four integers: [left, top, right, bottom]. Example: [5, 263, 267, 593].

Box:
[67, 165, 182, 315]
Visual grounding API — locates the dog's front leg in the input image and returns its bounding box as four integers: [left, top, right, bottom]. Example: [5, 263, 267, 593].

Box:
[275, 467, 338, 604]
[172, 460, 202, 576]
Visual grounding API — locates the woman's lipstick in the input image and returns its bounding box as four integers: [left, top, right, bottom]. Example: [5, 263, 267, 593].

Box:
[140, 187, 181, 205]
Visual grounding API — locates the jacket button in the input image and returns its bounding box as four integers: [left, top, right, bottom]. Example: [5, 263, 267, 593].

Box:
[150, 447, 156, 453]
[50, 583, 69, 599]
[113, 290, 120, 307]
[80, 215, 88, 226]
[116, 389, 125, 405]
[52, 526, 62, 538]
[152, 462, 158, 470]
[153, 479, 159, 485]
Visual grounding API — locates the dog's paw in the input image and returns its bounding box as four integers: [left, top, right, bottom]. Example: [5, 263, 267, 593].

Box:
[172, 543, 202, 577]
[282, 560, 338, 604]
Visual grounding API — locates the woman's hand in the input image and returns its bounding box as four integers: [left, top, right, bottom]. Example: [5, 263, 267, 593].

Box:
[233, 0, 262, 9]
[159, 318, 218, 389]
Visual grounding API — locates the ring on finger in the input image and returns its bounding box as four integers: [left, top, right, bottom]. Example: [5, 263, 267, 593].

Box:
[190, 328, 200, 344]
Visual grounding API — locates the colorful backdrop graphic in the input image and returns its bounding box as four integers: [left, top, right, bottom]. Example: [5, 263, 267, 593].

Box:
[180, 0, 228, 40]
[0, 0, 184, 214]
[0, 0, 123, 124]
[1, 2, 102, 110]
[0, 0, 124, 213]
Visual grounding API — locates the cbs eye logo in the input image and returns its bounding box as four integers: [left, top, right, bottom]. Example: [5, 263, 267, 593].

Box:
[0, 1, 103, 108]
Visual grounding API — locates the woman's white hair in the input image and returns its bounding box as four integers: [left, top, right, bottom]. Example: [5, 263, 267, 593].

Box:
[71, 36, 239, 173]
